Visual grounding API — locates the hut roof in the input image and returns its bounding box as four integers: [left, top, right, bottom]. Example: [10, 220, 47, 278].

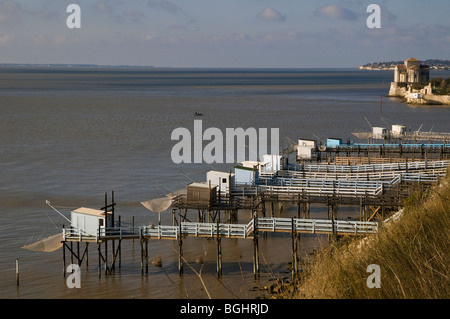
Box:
[72, 207, 111, 217]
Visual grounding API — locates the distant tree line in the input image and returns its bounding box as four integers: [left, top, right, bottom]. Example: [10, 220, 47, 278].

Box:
[361, 59, 450, 69]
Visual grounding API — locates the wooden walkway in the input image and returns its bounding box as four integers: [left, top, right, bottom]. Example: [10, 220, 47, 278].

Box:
[62, 216, 378, 242]
[404, 131, 450, 142]
[281, 160, 450, 174]
[234, 171, 442, 199]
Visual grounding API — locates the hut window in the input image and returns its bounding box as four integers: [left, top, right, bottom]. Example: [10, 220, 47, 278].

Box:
[99, 219, 104, 227]
[222, 178, 227, 183]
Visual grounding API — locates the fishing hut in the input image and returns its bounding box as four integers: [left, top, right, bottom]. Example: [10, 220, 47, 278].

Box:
[70, 207, 113, 237]
[61, 192, 124, 278]
[206, 170, 234, 195]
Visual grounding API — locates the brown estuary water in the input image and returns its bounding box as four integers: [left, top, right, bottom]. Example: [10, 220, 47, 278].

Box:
[1, 67, 449, 299]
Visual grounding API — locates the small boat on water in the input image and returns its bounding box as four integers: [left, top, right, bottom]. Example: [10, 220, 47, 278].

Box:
[194, 112, 203, 116]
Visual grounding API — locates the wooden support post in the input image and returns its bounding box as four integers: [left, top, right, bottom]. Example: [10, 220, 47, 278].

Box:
[145, 240, 149, 274]
[85, 243, 89, 268]
[172, 209, 176, 226]
[140, 239, 144, 275]
[178, 221, 183, 275]
[76, 242, 80, 265]
[332, 204, 337, 241]
[70, 242, 73, 265]
[132, 216, 135, 245]
[216, 221, 222, 278]
[112, 239, 115, 272]
[261, 197, 266, 218]
[252, 212, 260, 279]
[63, 241, 66, 277]
[139, 228, 146, 275]
[359, 196, 363, 220]
[302, 202, 307, 219]
[104, 240, 108, 275]
[109, 240, 121, 274]
[291, 218, 299, 278]
[327, 203, 337, 243]
[16, 259, 19, 287]
[117, 240, 122, 272]
[98, 243, 101, 278]
[118, 216, 121, 270]
[307, 201, 310, 218]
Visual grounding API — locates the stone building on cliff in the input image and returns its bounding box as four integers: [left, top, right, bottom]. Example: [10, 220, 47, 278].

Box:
[388, 58, 449, 105]
[393, 57, 429, 84]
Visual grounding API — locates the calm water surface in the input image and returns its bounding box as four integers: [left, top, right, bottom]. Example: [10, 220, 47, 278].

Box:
[1, 67, 449, 298]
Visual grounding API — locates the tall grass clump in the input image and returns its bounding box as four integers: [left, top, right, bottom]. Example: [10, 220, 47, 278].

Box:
[288, 173, 450, 299]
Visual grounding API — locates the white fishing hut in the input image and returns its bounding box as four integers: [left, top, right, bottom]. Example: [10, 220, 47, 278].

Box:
[261, 154, 282, 172]
[372, 127, 387, 139]
[234, 165, 259, 186]
[391, 125, 406, 138]
[70, 207, 113, 236]
[206, 170, 234, 195]
[297, 139, 316, 160]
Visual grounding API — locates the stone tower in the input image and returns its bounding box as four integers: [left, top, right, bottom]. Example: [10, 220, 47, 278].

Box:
[393, 57, 429, 84]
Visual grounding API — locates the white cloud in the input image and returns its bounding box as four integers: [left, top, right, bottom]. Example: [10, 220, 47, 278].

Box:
[94, 1, 114, 14]
[120, 10, 145, 23]
[0, 33, 13, 44]
[314, 5, 357, 20]
[233, 32, 251, 42]
[257, 8, 286, 22]
[32, 35, 46, 45]
[0, 0, 22, 25]
[94, 1, 146, 24]
[148, 0, 184, 14]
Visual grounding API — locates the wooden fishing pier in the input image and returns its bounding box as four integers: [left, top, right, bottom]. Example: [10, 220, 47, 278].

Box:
[59, 154, 449, 280]
[53, 127, 450, 280]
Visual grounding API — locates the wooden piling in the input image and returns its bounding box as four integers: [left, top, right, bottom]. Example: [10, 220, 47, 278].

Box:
[252, 212, 260, 279]
[16, 259, 19, 287]
[85, 243, 89, 268]
[140, 239, 143, 275]
[62, 238, 66, 277]
[178, 221, 183, 275]
[216, 221, 222, 278]
[70, 242, 73, 264]
[97, 243, 101, 278]
[291, 218, 299, 278]
[104, 240, 108, 275]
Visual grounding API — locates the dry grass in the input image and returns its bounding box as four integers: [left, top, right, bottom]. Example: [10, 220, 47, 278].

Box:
[279, 174, 450, 299]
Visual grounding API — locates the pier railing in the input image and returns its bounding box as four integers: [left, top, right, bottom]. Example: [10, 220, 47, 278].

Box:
[250, 171, 444, 198]
[325, 143, 450, 150]
[259, 171, 443, 187]
[274, 168, 447, 181]
[63, 216, 378, 242]
[257, 217, 378, 235]
[284, 160, 450, 173]
[63, 226, 141, 242]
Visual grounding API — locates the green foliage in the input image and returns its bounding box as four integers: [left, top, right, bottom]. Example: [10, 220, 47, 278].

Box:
[430, 77, 450, 95]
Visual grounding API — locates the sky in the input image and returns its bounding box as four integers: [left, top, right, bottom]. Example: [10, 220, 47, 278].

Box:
[0, 0, 449, 68]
